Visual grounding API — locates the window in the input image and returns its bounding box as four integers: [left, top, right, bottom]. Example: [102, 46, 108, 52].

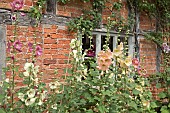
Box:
[46, 0, 56, 14]
[0, 26, 6, 80]
[83, 29, 135, 57]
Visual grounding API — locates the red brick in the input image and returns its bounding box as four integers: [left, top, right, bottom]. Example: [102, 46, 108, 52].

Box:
[44, 39, 57, 44]
[58, 40, 70, 44]
[51, 34, 64, 39]
[52, 54, 68, 59]
[43, 59, 56, 65]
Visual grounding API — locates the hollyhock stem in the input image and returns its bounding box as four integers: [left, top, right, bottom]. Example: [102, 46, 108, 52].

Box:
[11, 11, 18, 110]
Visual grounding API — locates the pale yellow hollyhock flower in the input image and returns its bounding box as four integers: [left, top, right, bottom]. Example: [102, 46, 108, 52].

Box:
[142, 100, 150, 108]
[49, 81, 61, 90]
[27, 89, 36, 98]
[135, 85, 143, 93]
[109, 73, 114, 78]
[118, 42, 124, 50]
[18, 93, 25, 101]
[124, 56, 132, 67]
[25, 98, 36, 106]
[119, 59, 126, 68]
[113, 48, 122, 57]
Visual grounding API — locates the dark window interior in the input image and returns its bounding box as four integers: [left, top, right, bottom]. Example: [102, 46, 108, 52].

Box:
[46, 0, 56, 14]
[101, 36, 113, 51]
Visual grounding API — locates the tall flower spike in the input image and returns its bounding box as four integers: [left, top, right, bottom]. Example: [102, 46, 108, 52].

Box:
[10, 0, 24, 11]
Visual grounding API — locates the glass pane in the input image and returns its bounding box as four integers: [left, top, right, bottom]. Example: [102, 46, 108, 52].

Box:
[101, 35, 113, 51]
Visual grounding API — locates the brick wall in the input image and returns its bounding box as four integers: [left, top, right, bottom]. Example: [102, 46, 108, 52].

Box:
[0, 0, 160, 83]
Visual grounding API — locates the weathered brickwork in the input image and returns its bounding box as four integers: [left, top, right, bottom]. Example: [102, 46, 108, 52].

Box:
[0, 0, 159, 86]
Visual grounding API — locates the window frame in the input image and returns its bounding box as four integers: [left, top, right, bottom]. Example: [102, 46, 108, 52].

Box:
[89, 28, 135, 56]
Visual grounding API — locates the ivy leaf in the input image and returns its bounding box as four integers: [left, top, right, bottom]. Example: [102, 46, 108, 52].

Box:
[158, 92, 166, 99]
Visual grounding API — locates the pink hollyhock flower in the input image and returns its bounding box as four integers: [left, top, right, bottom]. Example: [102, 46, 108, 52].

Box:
[11, 15, 16, 21]
[28, 42, 33, 52]
[20, 12, 26, 16]
[10, 0, 24, 11]
[86, 50, 95, 57]
[13, 40, 22, 52]
[11, 55, 15, 60]
[35, 45, 42, 56]
[97, 50, 113, 71]
[132, 58, 139, 68]
[7, 41, 12, 52]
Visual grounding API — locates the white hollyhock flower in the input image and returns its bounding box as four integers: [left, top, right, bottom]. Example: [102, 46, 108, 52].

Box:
[18, 93, 25, 101]
[25, 97, 36, 106]
[27, 89, 36, 98]
[24, 63, 34, 71]
[70, 39, 76, 49]
[51, 104, 57, 110]
[23, 71, 29, 77]
[33, 66, 39, 76]
[72, 50, 77, 58]
[5, 78, 10, 83]
[38, 100, 43, 106]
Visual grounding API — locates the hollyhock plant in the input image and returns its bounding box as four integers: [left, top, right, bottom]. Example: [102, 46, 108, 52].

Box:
[10, 0, 24, 11]
[13, 40, 22, 52]
[35, 45, 43, 56]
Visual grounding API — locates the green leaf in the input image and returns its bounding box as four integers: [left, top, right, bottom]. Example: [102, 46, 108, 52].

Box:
[158, 92, 166, 99]
[150, 102, 158, 108]
[0, 109, 6, 113]
[161, 110, 169, 113]
[98, 105, 105, 113]
[160, 106, 169, 113]
[132, 89, 140, 95]
[156, 83, 161, 88]
[129, 101, 137, 110]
